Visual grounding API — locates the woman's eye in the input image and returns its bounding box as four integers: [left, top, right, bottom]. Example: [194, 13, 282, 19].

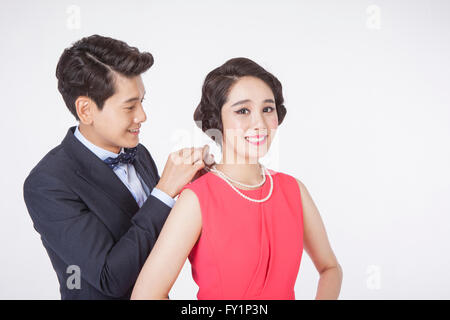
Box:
[264, 106, 275, 112]
[236, 108, 250, 115]
[126, 106, 135, 110]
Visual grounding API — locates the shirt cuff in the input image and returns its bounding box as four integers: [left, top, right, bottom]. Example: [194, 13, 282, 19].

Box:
[151, 187, 176, 209]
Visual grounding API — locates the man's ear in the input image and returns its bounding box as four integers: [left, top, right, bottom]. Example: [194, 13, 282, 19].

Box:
[75, 96, 95, 125]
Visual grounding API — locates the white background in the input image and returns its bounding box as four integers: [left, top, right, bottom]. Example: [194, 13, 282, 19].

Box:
[1, 0, 449, 299]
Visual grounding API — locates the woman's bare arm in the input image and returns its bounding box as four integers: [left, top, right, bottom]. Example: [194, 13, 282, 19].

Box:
[297, 179, 343, 299]
[131, 188, 202, 300]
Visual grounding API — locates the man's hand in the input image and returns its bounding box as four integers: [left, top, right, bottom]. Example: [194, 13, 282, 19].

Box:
[155, 145, 214, 198]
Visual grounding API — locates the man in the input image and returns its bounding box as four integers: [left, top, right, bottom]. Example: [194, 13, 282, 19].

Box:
[23, 35, 211, 299]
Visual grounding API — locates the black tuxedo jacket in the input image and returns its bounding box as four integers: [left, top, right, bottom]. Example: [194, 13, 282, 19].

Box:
[23, 127, 172, 299]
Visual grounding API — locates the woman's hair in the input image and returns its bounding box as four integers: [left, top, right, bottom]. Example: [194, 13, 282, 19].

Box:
[194, 57, 286, 145]
[56, 34, 154, 120]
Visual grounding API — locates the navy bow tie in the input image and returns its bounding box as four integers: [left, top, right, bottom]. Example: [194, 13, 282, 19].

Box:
[103, 147, 137, 169]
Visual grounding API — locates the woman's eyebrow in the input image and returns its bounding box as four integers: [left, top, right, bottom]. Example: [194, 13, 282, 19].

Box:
[231, 99, 252, 107]
[231, 98, 275, 107]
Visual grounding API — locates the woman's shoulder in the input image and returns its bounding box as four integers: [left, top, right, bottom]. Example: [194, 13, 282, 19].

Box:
[267, 168, 297, 181]
[179, 170, 214, 198]
[176, 172, 218, 217]
[269, 169, 305, 191]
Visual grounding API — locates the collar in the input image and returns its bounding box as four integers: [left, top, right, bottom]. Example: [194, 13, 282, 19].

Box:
[74, 126, 125, 161]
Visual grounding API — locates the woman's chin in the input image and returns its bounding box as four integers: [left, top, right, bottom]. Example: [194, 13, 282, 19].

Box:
[249, 148, 270, 160]
[239, 153, 268, 164]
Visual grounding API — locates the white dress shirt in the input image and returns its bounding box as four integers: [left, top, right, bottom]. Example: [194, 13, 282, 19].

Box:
[74, 126, 175, 208]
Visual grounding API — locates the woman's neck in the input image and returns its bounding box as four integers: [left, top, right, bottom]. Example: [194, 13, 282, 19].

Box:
[214, 162, 263, 186]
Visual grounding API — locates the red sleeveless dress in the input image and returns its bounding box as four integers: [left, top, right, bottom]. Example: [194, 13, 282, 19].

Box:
[180, 169, 304, 300]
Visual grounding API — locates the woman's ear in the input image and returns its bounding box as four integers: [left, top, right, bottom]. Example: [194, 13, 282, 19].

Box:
[75, 96, 95, 125]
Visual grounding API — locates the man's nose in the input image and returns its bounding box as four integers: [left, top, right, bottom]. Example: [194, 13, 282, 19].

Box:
[135, 103, 147, 123]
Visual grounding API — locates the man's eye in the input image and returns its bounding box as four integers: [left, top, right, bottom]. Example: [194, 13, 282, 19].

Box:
[126, 106, 135, 110]
[236, 108, 250, 115]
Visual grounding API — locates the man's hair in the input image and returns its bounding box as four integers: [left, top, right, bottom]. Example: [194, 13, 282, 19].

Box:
[56, 34, 154, 119]
[193, 57, 286, 146]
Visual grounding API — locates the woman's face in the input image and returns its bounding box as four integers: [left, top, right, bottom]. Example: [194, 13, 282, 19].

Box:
[220, 76, 279, 164]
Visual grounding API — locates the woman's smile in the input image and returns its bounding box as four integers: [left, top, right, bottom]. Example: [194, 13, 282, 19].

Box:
[244, 134, 268, 146]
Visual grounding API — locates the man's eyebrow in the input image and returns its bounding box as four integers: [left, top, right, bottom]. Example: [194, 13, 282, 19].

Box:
[122, 91, 146, 104]
[231, 98, 275, 107]
[123, 96, 140, 104]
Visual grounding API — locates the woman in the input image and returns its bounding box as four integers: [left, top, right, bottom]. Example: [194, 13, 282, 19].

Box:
[131, 57, 343, 300]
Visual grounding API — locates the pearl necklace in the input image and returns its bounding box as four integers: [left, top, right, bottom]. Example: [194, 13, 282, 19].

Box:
[205, 164, 274, 203]
[209, 164, 266, 188]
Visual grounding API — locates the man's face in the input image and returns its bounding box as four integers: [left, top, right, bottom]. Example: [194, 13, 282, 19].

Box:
[89, 73, 147, 153]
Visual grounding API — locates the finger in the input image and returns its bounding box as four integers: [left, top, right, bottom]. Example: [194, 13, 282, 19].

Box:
[202, 145, 209, 159]
[169, 150, 179, 163]
[193, 158, 205, 169]
[179, 147, 194, 159]
[182, 147, 194, 158]
[174, 148, 185, 159]
[191, 148, 205, 164]
[190, 162, 206, 182]
[200, 145, 214, 166]
[183, 147, 203, 164]
[204, 153, 215, 166]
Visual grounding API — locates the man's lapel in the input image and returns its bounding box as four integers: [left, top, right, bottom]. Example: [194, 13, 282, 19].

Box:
[62, 127, 139, 217]
[133, 151, 157, 191]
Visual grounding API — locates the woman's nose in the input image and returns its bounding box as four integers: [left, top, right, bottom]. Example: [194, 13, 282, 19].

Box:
[251, 112, 267, 131]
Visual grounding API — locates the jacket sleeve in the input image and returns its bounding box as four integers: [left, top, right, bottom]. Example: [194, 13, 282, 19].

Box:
[23, 170, 171, 298]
